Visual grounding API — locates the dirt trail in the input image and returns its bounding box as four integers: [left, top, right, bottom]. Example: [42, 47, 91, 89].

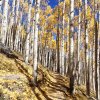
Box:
[0, 53, 92, 100]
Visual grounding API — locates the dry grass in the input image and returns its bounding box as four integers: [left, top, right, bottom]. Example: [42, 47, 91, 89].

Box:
[0, 53, 94, 100]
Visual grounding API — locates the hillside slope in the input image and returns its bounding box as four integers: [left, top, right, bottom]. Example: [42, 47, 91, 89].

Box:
[0, 52, 95, 100]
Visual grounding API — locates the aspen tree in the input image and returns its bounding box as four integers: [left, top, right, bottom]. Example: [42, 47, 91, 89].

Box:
[15, 0, 20, 24]
[83, 0, 87, 92]
[61, 0, 65, 75]
[56, 0, 60, 73]
[25, 2, 32, 64]
[14, 0, 20, 50]
[33, 0, 40, 85]
[94, 0, 99, 99]
[0, 0, 2, 12]
[9, 0, 16, 49]
[98, 7, 100, 99]
[78, 0, 81, 85]
[85, 0, 90, 96]
[69, 0, 75, 95]
[1, 0, 9, 44]
[0, 0, 1, 30]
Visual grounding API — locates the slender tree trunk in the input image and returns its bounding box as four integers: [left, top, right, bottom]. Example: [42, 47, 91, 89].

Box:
[94, 1, 99, 99]
[83, 0, 88, 95]
[65, 18, 69, 74]
[69, 0, 75, 95]
[98, 9, 100, 99]
[1, 0, 8, 44]
[95, 20, 98, 100]
[61, 0, 65, 75]
[0, 1, 2, 12]
[15, 0, 20, 24]
[78, 1, 81, 85]
[93, 40, 96, 91]
[30, 14, 35, 57]
[56, 0, 60, 73]
[10, 0, 16, 49]
[14, 0, 20, 50]
[15, 11, 22, 51]
[33, 0, 40, 85]
[67, 17, 71, 75]
[25, 3, 32, 64]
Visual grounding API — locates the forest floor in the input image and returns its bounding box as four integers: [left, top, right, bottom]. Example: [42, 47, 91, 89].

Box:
[0, 51, 96, 100]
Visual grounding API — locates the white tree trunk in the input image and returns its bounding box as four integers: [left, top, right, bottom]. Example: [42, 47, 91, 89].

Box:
[70, 0, 74, 56]
[10, 0, 15, 26]
[61, 0, 65, 75]
[33, 0, 40, 85]
[93, 44, 95, 91]
[14, 0, 20, 50]
[98, 10, 100, 100]
[69, 0, 75, 95]
[9, 0, 16, 49]
[78, 2, 81, 84]
[0, 1, 2, 13]
[16, 0, 20, 24]
[25, 3, 32, 64]
[1, 0, 8, 44]
[15, 11, 22, 51]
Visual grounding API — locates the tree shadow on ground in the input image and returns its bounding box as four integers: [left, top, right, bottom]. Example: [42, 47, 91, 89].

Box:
[0, 49, 18, 59]
[38, 68, 70, 92]
[15, 59, 52, 100]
